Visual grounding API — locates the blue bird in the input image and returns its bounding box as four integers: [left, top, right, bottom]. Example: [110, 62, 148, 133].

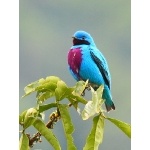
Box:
[67, 30, 115, 112]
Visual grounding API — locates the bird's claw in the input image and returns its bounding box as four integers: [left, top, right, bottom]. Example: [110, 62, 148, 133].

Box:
[81, 84, 91, 96]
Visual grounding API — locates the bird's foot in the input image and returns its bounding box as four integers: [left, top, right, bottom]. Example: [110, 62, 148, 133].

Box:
[86, 83, 92, 91]
[81, 83, 91, 96]
[81, 91, 85, 96]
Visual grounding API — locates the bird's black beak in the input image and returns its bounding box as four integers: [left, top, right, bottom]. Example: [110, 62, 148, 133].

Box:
[72, 36, 77, 39]
[72, 36, 90, 46]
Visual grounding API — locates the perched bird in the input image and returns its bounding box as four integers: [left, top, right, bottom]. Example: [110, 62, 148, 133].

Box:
[67, 30, 115, 112]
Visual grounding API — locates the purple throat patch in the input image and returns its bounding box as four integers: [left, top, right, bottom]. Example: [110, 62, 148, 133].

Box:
[68, 47, 82, 77]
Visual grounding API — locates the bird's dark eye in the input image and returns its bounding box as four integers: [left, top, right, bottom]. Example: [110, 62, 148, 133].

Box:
[82, 37, 85, 40]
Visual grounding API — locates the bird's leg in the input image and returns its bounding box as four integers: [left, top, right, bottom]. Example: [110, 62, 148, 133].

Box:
[81, 83, 91, 96]
[86, 83, 92, 91]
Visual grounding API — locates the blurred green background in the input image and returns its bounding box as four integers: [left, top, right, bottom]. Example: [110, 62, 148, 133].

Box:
[19, 0, 131, 149]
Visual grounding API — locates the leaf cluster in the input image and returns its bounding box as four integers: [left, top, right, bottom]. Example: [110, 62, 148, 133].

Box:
[19, 76, 131, 150]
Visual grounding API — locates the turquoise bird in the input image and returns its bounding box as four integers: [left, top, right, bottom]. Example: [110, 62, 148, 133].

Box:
[67, 30, 115, 112]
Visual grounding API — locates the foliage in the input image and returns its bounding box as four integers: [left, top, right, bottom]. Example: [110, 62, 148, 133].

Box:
[19, 76, 131, 150]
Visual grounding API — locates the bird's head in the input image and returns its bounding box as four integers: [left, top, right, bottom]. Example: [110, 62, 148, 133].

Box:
[72, 30, 96, 47]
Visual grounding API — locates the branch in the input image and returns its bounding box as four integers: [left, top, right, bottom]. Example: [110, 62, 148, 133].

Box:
[28, 109, 61, 147]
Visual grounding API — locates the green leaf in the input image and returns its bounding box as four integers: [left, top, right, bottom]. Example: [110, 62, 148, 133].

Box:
[19, 110, 27, 125]
[73, 95, 87, 104]
[36, 82, 57, 92]
[73, 80, 88, 96]
[22, 81, 39, 97]
[33, 118, 61, 150]
[67, 94, 87, 106]
[23, 108, 38, 129]
[37, 91, 55, 102]
[19, 133, 29, 150]
[66, 86, 87, 109]
[22, 76, 61, 98]
[36, 76, 61, 103]
[83, 115, 104, 150]
[39, 103, 57, 113]
[58, 104, 76, 150]
[65, 87, 75, 98]
[45, 76, 61, 83]
[58, 104, 74, 134]
[66, 134, 77, 150]
[38, 76, 60, 86]
[81, 86, 104, 120]
[95, 85, 104, 101]
[55, 80, 68, 101]
[106, 117, 131, 138]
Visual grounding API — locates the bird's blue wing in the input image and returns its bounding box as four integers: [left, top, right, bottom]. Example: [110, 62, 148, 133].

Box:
[90, 49, 111, 89]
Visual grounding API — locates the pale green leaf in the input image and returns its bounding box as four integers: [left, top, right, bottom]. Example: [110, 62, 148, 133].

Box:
[106, 117, 131, 138]
[39, 103, 57, 113]
[55, 80, 68, 101]
[73, 95, 87, 104]
[73, 80, 88, 96]
[35, 76, 61, 102]
[67, 86, 87, 109]
[19, 133, 29, 150]
[82, 101, 95, 120]
[38, 78, 45, 84]
[38, 76, 60, 85]
[66, 134, 77, 150]
[22, 76, 61, 98]
[81, 87, 104, 120]
[19, 110, 27, 125]
[37, 91, 55, 102]
[65, 87, 79, 109]
[95, 85, 104, 101]
[45, 76, 61, 83]
[36, 82, 57, 92]
[23, 108, 38, 129]
[83, 115, 104, 150]
[22, 81, 39, 97]
[58, 104, 76, 150]
[33, 118, 61, 150]
[58, 104, 74, 134]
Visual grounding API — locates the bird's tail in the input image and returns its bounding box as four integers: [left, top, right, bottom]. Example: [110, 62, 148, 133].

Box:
[102, 86, 115, 112]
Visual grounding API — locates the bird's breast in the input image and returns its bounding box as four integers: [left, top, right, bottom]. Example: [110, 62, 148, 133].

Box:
[68, 47, 82, 76]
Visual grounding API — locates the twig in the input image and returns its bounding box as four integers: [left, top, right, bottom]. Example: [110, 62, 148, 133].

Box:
[28, 103, 74, 147]
[28, 109, 61, 147]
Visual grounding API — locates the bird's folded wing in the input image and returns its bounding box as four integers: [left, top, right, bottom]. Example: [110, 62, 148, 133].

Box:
[90, 50, 111, 89]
